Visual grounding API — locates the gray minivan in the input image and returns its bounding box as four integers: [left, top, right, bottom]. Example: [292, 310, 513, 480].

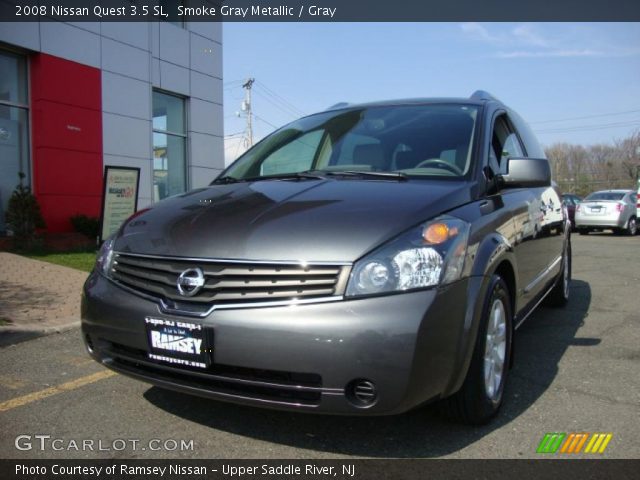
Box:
[82, 91, 571, 424]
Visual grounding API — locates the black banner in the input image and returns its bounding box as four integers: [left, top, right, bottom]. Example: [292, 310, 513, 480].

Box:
[0, 0, 639, 22]
[2, 459, 640, 480]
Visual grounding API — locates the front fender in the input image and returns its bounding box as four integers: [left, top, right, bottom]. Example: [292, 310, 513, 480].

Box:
[443, 232, 518, 396]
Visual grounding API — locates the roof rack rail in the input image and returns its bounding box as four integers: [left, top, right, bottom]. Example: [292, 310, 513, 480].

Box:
[470, 90, 499, 102]
[326, 102, 350, 110]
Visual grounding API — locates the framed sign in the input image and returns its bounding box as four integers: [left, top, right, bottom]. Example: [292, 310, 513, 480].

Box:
[100, 166, 140, 242]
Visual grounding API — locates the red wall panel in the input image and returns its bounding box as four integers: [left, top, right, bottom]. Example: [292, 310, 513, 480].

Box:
[32, 100, 102, 153]
[30, 54, 101, 110]
[30, 54, 103, 233]
[34, 150, 103, 196]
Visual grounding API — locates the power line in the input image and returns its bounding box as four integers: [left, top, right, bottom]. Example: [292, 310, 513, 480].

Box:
[232, 128, 247, 158]
[253, 89, 301, 120]
[255, 81, 304, 114]
[531, 109, 640, 125]
[224, 130, 246, 138]
[254, 114, 280, 130]
[254, 81, 306, 117]
[535, 119, 640, 134]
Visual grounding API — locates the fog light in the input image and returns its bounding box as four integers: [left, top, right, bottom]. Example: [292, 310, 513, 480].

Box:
[346, 379, 377, 407]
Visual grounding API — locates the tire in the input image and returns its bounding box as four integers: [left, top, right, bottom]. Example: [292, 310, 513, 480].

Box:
[546, 240, 571, 308]
[442, 275, 512, 425]
[626, 217, 637, 236]
[578, 229, 588, 235]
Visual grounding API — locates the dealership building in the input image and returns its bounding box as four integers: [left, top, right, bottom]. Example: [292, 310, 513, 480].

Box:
[0, 21, 224, 233]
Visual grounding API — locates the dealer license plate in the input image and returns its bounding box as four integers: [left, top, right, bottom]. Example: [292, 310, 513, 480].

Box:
[145, 317, 211, 369]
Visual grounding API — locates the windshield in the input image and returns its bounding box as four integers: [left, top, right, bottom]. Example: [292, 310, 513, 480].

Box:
[218, 104, 479, 182]
[585, 192, 625, 201]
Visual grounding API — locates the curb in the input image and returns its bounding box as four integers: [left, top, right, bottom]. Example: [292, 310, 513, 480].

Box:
[0, 321, 80, 347]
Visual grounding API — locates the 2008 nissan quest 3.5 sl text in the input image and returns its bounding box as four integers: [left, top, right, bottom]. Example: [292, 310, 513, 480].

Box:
[82, 91, 571, 424]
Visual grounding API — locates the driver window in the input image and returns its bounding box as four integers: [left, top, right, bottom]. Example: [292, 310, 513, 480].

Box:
[489, 115, 525, 174]
[503, 133, 524, 159]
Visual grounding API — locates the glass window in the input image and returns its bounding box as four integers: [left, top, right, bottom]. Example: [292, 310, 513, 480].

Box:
[153, 91, 187, 201]
[502, 133, 525, 159]
[0, 52, 28, 105]
[260, 130, 323, 176]
[489, 115, 524, 174]
[221, 104, 479, 181]
[0, 51, 29, 234]
[585, 192, 625, 201]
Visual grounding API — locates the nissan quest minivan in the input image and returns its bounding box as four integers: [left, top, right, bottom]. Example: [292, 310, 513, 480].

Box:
[82, 91, 571, 424]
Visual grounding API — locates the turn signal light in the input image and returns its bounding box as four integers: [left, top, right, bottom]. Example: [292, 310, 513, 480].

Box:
[423, 223, 458, 244]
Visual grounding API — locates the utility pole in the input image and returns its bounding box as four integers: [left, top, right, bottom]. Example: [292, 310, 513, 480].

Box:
[242, 78, 255, 148]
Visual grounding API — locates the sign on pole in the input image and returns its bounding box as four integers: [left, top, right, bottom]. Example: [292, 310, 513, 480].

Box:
[100, 166, 140, 242]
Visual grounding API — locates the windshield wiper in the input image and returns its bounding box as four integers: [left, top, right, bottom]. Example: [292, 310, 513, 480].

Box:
[212, 171, 326, 185]
[322, 170, 409, 181]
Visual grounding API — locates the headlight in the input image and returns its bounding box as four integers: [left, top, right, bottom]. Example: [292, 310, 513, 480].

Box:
[345, 216, 470, 297]
[95, 237, 115, 277]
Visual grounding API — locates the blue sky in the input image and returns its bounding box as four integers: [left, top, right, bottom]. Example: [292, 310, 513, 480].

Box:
[223, 23, 640, 163]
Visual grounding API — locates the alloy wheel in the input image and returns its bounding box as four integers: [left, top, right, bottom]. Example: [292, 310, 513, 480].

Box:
[484, 299, 507, 401]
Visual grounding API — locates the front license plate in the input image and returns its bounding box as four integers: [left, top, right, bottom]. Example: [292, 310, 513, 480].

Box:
[145, 317, 211, 369]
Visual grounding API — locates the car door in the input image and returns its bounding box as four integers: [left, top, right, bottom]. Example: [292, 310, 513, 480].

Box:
[489, 113, 563, 309]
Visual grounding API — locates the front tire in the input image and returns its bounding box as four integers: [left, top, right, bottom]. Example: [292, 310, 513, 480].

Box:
[442, 275, 512, 425]
[578, 228, 589, 235]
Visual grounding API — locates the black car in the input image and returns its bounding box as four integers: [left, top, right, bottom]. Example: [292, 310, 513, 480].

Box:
[82, 91, 571, 425]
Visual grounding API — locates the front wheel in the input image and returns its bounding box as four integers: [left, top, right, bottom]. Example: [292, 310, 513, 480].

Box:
[442, 275, 512, 425]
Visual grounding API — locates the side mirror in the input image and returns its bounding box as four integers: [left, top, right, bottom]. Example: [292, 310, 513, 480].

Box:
[498, 157, 551, 189]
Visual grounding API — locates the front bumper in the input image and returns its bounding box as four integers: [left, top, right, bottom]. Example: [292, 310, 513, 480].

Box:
[81, 272, 481, 415]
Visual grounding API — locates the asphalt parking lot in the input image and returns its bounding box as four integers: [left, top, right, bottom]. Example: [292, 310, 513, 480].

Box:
[0, 234, 638, 459]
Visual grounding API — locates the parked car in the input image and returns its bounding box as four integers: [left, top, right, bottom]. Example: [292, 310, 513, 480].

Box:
[575, 190, 637, 235]
[82, 91, 571, 425]
[562, 194, 582, 231]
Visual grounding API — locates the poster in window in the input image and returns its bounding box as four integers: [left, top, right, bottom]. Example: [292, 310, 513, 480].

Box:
[100, 166, 140, 242]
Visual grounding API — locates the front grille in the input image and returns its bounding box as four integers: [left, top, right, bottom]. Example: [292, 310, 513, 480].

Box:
[110, 253, 348, 310]
[102, 341, 324, 406]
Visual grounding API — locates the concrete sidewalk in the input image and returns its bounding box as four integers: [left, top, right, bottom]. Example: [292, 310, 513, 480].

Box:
[0, 252, 89, 345]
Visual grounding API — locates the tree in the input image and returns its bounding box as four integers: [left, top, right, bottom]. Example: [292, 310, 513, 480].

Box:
[5, 172, 46, 249]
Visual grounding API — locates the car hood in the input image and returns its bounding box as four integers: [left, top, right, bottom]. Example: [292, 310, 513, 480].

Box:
[114, 178, 474, 262]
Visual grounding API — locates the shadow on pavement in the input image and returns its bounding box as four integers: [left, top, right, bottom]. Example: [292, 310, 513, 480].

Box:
[144, 280, 593, 458]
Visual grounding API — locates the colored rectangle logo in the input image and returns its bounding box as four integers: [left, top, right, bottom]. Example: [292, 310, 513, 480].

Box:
[537, 433, 612, 454]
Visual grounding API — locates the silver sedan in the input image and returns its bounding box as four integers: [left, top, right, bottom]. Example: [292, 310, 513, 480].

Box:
[576, 189, 638, 235]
